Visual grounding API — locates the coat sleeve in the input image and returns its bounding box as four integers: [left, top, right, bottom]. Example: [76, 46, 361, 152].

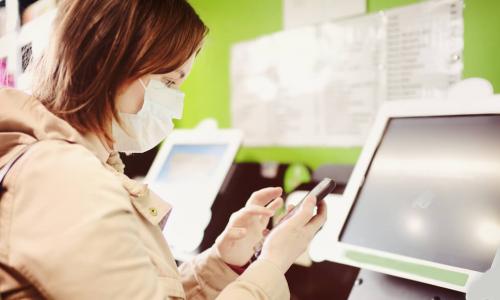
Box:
[6, 141, 184, 299]
[178, 247, 238, 299]
[216, 259, 290, 300]
[178, 245, 289, 300]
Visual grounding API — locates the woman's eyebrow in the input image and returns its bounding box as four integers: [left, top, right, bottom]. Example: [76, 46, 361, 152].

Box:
[160, 75, 173, 81]
[162, 71, 185, 81]
[160, 75, 176, 82]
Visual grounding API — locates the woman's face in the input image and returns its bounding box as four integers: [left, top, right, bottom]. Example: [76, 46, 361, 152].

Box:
[116, 53, 197, 114]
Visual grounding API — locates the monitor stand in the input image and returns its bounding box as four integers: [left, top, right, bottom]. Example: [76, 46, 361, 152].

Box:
[348, 269, 465, 300]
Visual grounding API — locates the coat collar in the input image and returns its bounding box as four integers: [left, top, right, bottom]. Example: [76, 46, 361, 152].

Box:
[102, 152, 172, 229]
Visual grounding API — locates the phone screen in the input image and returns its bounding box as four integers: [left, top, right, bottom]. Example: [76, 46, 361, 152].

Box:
[276, 178, 336, 225]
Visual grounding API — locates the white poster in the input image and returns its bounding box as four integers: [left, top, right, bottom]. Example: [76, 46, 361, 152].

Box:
[231, 0, 463, 146]
[283, 0, 366, 29]
[383, 0, 463, 101]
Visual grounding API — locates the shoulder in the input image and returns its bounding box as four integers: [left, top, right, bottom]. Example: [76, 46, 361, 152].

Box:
[0, 88, 28, 98]
[10, 139, 131, 212]
[19, 139, 111, 182]
[0, 88, 31, 106]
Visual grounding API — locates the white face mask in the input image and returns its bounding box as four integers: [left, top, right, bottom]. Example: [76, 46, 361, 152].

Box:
[112, 78, 185, 153]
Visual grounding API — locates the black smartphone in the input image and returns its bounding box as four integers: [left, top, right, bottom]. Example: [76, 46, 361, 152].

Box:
[252, 178, 336, 260]
[275, 177, 336, 226]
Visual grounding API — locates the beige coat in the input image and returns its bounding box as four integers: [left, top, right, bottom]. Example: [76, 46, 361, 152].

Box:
[0, 89, 289, 300]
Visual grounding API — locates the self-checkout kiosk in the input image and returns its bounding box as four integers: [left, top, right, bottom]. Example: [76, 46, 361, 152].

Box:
[310, 79, 500, 299]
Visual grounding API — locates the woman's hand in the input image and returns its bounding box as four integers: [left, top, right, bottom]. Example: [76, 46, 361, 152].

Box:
[258, 195, 327, 273]
[214, 187, 283, 266]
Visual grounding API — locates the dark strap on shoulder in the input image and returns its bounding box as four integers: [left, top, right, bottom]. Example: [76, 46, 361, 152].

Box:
[0, 262, 45, 299]
[0, 144, 45, 299]
[0, 145, 33, 194]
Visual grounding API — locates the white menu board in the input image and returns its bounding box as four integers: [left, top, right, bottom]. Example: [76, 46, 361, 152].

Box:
[283, 0, 366, 29]
[231, 0, 463, 146]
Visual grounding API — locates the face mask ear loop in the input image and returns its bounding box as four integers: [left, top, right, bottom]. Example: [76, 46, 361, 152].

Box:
[137, 78, 148, 114]
[139, 78, 147, 90]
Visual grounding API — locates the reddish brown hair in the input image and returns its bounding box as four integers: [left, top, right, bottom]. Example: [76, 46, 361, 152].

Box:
[32, 0, 207, 144]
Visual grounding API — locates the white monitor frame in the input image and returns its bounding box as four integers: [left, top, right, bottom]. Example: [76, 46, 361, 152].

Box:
[321, 97, 500, 292]
[145, 128, 243, 261]
[145, 128, 242, 184]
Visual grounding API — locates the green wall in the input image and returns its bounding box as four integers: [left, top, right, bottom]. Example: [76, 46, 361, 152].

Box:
[179, 0, 500, 170]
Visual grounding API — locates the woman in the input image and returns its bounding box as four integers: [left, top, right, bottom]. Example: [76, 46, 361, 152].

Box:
[0, 0, 327, 299]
